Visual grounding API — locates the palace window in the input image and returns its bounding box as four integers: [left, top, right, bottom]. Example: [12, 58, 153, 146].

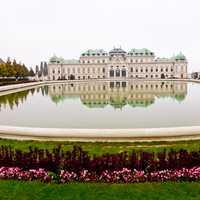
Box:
[102, 68, 105, 73]
[116, 69, 120, 77]
[110, 69, 114, 77]
[122, 69, 126, 77]
[131, 67, 133, 72]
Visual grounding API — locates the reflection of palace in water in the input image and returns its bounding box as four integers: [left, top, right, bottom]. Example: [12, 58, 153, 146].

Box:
[48, 81, 188, 108]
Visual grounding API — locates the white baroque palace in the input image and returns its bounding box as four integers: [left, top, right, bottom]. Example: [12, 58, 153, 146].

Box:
[47, 48, 187, 80]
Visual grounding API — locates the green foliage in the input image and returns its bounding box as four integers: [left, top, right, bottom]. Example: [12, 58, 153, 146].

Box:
[0, 58, 29, 78]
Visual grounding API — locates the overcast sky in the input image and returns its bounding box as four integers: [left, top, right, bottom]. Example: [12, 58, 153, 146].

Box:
[0, 0, 200, 72]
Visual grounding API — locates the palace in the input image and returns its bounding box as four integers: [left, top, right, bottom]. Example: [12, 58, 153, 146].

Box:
[47, 48, 188, 80]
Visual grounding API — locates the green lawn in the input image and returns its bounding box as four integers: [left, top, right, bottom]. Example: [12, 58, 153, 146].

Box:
[0, 139, 200, 156]
[0, 180, 199, 200]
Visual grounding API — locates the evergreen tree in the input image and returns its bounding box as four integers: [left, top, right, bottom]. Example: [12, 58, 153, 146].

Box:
[35, 65, 39, 74]
[39, 62, 44, 77]
[44, 62, 48, 76]
[29, 68, 35, 76]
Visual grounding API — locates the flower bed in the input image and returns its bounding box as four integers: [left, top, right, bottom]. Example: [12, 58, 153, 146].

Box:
[0, 145, 200, 183]
[1, 166, 200, 184]
[0, 145, 200, 174]
[0, 167, 51, 182]
[60, 167, 200, 183]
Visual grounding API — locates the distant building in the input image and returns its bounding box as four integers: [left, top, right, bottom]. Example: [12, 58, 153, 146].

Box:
[191, 72, 200, 79]
[0, 58, 5, 64]
[47, 48, 188, 80]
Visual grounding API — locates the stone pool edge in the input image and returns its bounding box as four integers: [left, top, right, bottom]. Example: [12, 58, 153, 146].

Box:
[0, 125, 200, 142]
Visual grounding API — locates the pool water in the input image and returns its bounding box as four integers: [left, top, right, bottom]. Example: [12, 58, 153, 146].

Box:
[0, 80, 199, 129]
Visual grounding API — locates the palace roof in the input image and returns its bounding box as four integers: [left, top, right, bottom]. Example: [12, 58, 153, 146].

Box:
[128, 48, 154, 56]
[81, 49, 107, 56]
[49, 49, 186, 63]
[109, 48, 127, 55]
[173, 52, 186, 60]
[49, 55, 79, 64]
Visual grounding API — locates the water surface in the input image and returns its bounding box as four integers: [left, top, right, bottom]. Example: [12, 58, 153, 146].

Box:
[0, 81, 199, 129]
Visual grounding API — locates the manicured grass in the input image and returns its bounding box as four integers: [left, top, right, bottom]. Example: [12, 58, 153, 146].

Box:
[0, 139, 200, 156]
[0, 180, 200, 200]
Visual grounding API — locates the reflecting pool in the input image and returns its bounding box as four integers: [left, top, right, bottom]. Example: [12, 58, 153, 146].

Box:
[0, 81, 199, 129]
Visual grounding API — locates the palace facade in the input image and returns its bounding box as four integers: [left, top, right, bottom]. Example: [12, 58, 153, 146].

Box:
[47, 48, 188, 80]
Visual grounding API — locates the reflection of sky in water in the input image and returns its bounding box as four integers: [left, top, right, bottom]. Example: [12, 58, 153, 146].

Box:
[0, 81, 199, 129]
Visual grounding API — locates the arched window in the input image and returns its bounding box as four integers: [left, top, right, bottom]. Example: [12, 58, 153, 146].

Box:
[122, 69, 126, 77]
[116, 69, 120, 77]
[110, 69, 114, 77]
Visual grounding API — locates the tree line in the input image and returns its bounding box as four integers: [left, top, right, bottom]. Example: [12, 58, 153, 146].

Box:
[35, 62, 48, 77]
[0, 58, 35, 79]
